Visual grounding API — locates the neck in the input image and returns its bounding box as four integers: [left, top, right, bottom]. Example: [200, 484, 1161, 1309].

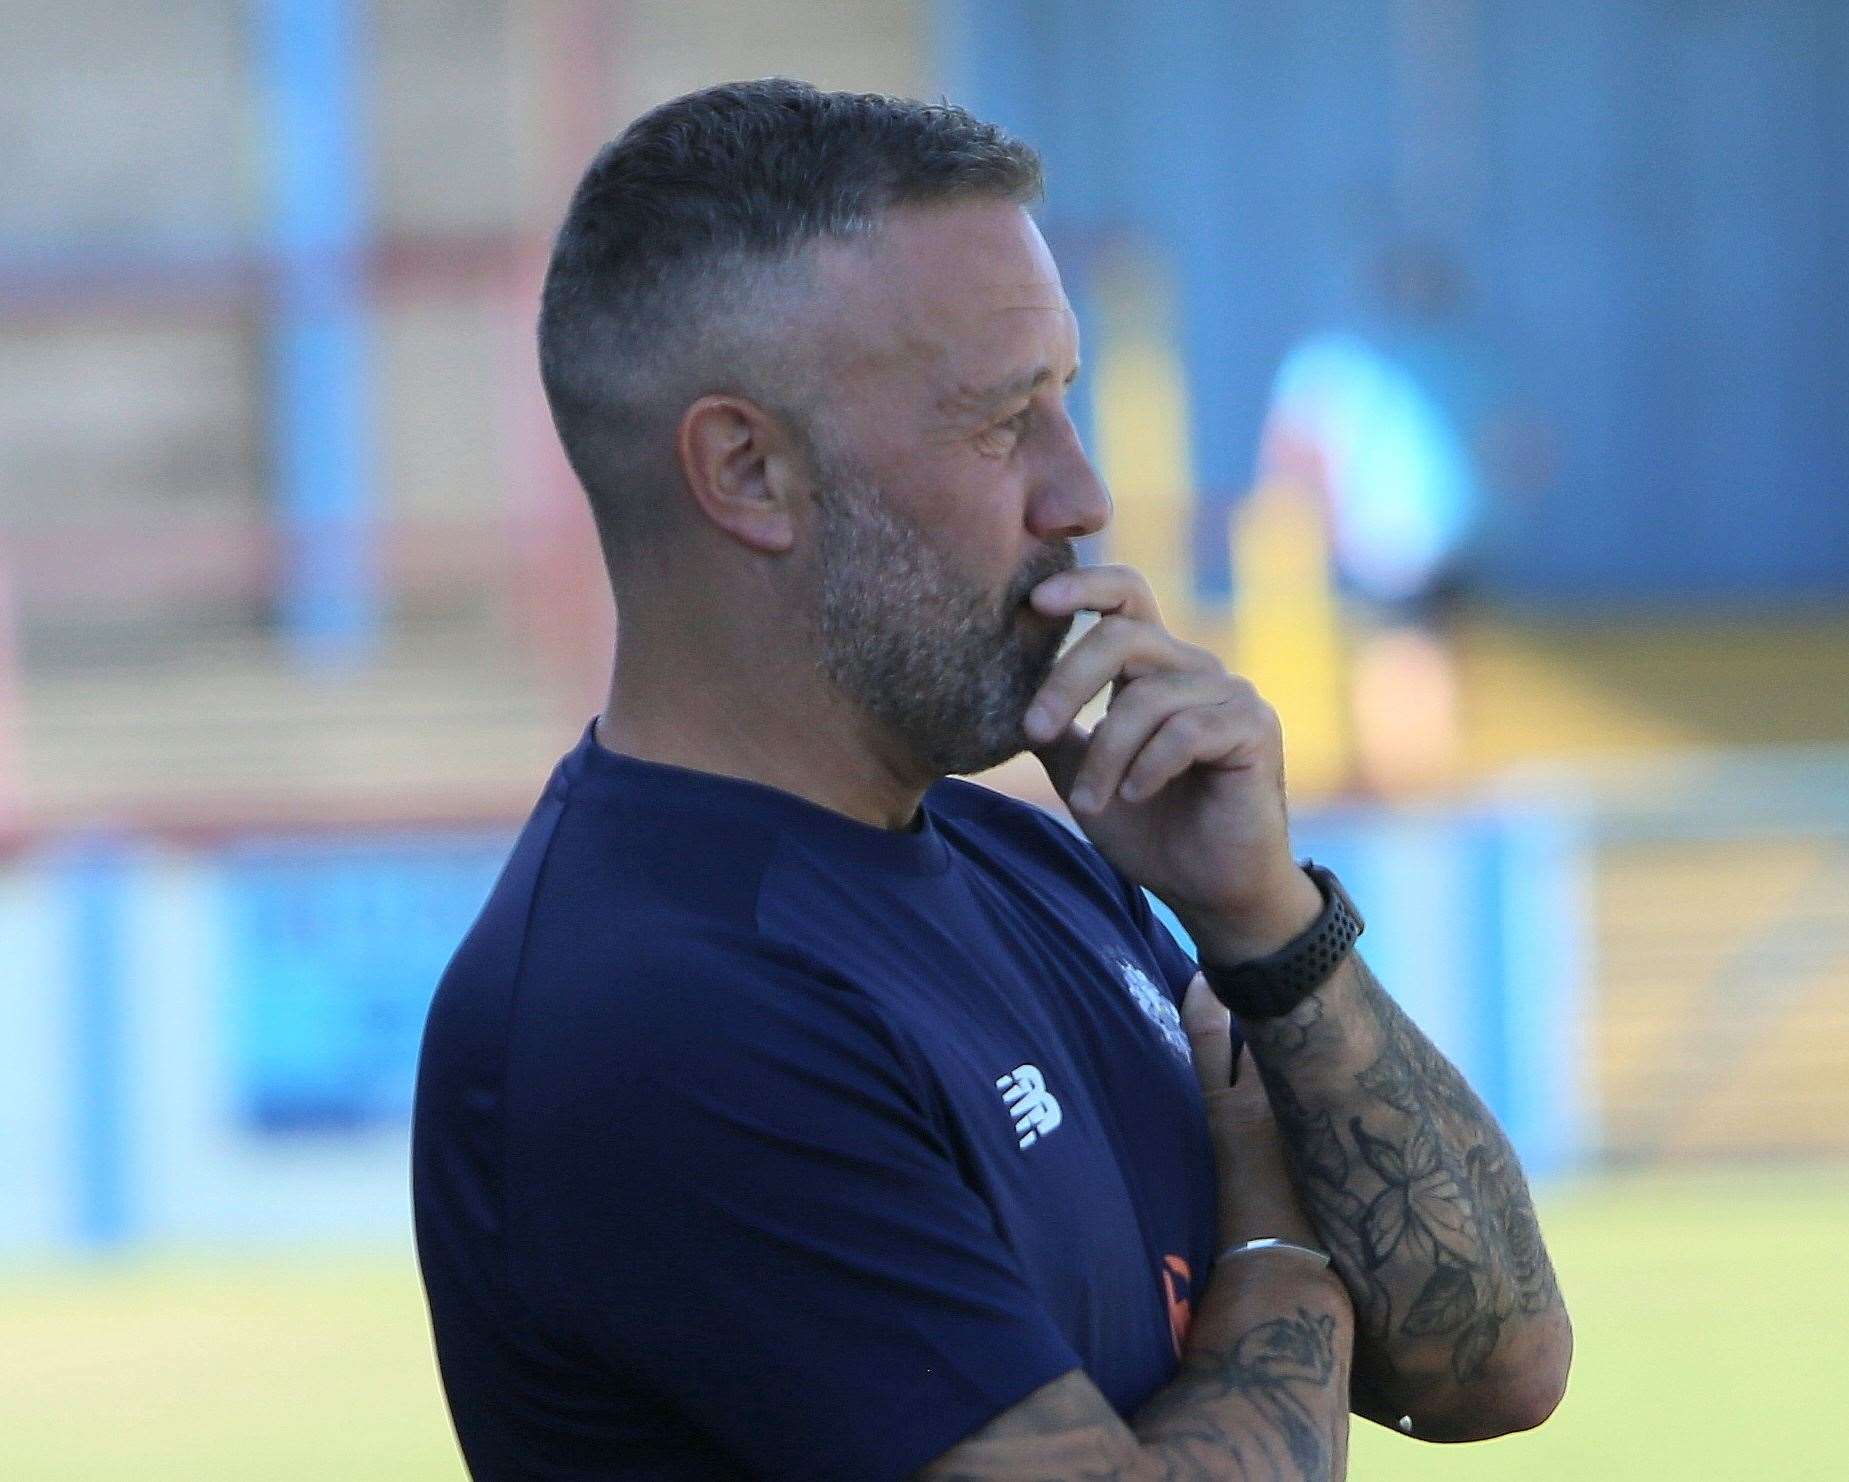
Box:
[597, 616, 933, 832]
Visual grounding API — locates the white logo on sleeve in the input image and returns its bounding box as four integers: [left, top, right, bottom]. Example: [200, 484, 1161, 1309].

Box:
[996, 1064, 1063, 1149]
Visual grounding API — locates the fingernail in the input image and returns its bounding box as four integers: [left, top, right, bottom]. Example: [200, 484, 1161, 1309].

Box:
[1024, 705, 1052, 739]
[1069, 785, 1099, 812]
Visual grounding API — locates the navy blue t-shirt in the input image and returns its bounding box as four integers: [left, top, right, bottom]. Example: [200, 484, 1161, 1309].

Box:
[413, 722, 1216, 1480]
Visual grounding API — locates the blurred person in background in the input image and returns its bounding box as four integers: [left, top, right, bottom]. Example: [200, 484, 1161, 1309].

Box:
[1256, 240, 1546, 794]
[412, 80, 1569, 1480]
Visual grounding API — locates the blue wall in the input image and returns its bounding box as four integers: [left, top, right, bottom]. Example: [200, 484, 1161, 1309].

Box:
[939, 0, 1849, 607]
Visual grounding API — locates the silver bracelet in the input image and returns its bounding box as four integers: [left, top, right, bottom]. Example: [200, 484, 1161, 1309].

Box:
[1215, 1237, 1332, 1270]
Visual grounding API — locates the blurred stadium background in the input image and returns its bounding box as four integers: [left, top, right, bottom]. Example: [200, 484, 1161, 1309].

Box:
[2, 2, 1846, 1477]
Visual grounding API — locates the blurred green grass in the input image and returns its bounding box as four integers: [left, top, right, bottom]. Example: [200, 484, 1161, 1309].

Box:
[2, 1165, 1844, 1480]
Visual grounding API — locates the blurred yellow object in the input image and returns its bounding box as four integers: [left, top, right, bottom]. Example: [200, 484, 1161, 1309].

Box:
[1220, 479, 1351, 795]
[1593, 833, 1849, 1162]
[1450, 616, 1849, 775]
[1090, 248, 1192, 616]
[1086, 251, 1351, 796]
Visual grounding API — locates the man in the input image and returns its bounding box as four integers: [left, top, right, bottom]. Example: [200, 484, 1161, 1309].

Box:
[413, 80, 1571, 1480]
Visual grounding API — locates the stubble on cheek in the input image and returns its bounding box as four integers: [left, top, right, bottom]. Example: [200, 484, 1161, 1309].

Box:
[813, 475, 1081, 773]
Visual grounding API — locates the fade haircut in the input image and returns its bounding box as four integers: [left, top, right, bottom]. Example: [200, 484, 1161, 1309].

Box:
[537, 78, 1044, 570]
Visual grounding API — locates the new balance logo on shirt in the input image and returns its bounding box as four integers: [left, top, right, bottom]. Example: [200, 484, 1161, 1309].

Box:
[996, 1064, 1062, 1148]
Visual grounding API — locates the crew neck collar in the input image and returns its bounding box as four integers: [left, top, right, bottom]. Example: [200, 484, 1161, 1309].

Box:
[562, 720, 952, 878]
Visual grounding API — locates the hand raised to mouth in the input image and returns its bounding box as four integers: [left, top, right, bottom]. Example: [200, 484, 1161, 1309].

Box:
[1022, 562, 1322, 964]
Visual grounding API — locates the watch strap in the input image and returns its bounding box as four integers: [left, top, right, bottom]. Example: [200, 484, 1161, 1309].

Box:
[1199, 862, 1363, 1021]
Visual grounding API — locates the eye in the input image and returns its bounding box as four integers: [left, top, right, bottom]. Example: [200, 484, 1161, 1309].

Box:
[976, 405, 1034, 456]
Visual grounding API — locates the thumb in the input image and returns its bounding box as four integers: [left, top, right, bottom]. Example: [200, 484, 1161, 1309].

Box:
[1181, 974, 1234, 1095]
[1032, 720, 1091, 802]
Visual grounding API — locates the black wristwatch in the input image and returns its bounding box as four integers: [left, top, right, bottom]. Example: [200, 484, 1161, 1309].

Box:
[1199, 862, 1364, 1022]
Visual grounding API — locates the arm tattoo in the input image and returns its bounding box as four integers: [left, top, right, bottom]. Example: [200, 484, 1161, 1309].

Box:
[920, 1310, 1345, 1482]
[1137, 1307, 1343, 1481]
[1245, 958, 1563, 1390]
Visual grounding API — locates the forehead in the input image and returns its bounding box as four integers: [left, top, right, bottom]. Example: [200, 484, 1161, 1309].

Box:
[812, 199, 1079, 398]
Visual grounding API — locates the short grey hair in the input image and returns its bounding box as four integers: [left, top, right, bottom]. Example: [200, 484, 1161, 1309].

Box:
[536, 78, 1044, 568]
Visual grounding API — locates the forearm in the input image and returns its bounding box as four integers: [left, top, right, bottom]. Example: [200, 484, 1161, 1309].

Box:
[1235, 954, 1571, 1440]
[1131, 1257, 1354, 1481]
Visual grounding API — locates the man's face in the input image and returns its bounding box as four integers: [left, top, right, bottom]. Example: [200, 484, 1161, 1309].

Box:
[798, 199, 1112, 776]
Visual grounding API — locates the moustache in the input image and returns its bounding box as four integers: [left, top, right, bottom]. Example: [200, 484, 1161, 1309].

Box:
[1007, 543, 1080, 609]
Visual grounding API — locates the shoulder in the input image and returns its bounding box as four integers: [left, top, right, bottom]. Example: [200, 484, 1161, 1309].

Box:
[927, 776, 1130, 901]
[928, 776, 1081, 857]
[926, 777, 1199, 1002]
[515, 923, 930, 1110]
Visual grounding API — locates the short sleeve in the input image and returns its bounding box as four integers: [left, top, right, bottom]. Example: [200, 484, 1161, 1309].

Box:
[508, 943, 1083, 1482]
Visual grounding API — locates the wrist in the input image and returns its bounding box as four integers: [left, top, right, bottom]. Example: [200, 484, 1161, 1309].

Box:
[1214, 1161, 1323, 1249]
[1217, 1205, 1323, 1252]
[1197, 863, 1366, 1022]
[1177, 864, 1324, 966]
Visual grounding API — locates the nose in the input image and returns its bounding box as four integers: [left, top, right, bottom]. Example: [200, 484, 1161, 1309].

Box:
[1026, 413, 1113, 541]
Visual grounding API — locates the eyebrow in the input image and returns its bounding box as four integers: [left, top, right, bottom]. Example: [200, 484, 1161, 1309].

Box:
[938, 361, 1082, 418]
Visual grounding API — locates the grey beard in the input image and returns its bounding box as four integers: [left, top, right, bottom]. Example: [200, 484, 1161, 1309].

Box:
[814, 478, 1075, 777]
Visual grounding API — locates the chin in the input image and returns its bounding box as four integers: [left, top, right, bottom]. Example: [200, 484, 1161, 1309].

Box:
[925, 711, 1032, 779]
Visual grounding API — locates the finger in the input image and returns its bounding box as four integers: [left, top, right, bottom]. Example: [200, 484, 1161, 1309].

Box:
[1023, 615, 1217, 744]
[1115, 699, 1276, 805]
[1181, 975, 1234, 1096]
[1121, 677, 1278, 800]
[1065, 673, 1234, 812]
[1028, 563, 1162, 624]
[1030, 719, 1091, 801]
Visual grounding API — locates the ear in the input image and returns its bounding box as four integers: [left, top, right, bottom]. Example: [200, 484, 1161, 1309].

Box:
[676, 393, 807, 554]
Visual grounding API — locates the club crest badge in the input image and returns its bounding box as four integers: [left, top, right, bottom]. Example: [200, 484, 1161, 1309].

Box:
[1114, 955, 1191, 1064]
